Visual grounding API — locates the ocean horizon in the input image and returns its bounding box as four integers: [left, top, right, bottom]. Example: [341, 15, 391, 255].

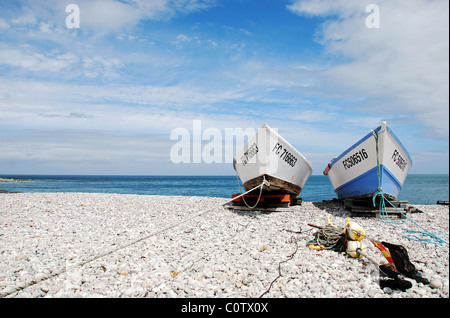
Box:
[1, 174, 448, 205]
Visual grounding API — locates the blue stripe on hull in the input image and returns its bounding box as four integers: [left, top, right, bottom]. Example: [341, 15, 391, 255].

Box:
[334, 165, 402, 199]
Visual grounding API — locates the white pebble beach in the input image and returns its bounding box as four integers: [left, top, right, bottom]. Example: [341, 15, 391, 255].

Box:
[0, 192, 448, 299]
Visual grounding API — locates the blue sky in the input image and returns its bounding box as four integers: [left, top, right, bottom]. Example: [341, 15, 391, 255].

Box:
[0, 0, 448, 175]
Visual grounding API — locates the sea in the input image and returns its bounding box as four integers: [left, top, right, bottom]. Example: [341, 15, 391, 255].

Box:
[1, 174, 448, 205]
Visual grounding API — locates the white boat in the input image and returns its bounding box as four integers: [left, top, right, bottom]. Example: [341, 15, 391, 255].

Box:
[233, 123, 312, 196]
[323, 122, 412, 200]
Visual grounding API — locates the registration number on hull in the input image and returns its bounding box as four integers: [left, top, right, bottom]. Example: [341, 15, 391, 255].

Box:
[241, 142, 259, 166]
[342, 149, 369, 170]
[272, 143, 298, 167]
[392, 149, 407, 171]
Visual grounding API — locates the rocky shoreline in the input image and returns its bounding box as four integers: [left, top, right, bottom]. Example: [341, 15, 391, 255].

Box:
[0, 192, 448, 298]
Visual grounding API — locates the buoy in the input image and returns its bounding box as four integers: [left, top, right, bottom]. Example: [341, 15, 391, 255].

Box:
[347, 221, 365, 241]
[346, 240, 366, 258]
[308, 244, 323, 251]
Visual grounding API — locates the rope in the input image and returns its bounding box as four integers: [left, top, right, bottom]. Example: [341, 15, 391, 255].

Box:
[241, 177, 267, 209]
[371, 129, 448, 246]
[0, 207, 216, 298]
[308, 224, 345, 251]
[260, 235, 299, 298]
[222, 174, 270, 209]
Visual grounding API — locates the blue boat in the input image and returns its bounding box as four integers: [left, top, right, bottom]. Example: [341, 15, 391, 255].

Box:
[323, 122, 412, 200]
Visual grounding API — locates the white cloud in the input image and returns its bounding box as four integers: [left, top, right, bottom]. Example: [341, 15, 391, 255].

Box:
[0, 77, 252, 134]
[38, 21, 52, 33]
[0, 18, 10, 30]
[177, 34, 192, 42]
[69, 0, 216, 32]
[0, 42, 125, 79]
[2, 0, 217, 34]
[0, 130, 176, 174]
[10, 7, 38, 26]
[287, 0, 363, 18]
[1, 0, 447, 175]
[0, 43, 76, 72]
[78, 0, 142, 31]
[288, 0, 449, 140]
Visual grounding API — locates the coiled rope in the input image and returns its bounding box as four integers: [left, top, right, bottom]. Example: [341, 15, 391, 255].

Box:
[309, 224, 345, 251]
[371, 129, 448, 246]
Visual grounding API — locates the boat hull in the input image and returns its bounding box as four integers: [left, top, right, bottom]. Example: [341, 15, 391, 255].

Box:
[325, 122, 412, 200]
[233, 124, 312, 196]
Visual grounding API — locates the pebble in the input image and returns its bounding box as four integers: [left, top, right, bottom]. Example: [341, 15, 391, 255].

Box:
[0, 193, 448, 298]
[430, 278, 442, 289]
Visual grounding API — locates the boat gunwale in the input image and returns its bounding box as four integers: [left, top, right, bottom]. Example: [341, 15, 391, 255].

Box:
[262, 124, 313, 174]
[329, 126, 380, 168]
[328, 125, 412, 169]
